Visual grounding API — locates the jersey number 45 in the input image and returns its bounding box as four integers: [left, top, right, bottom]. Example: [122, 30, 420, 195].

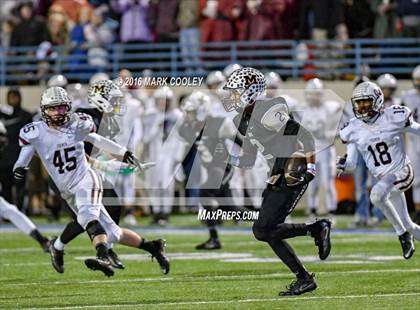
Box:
[53, 147, 77, 174]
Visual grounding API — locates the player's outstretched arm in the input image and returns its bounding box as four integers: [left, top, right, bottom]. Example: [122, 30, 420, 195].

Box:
[13, 145, 35, 180]
[405, 119, 420, 135]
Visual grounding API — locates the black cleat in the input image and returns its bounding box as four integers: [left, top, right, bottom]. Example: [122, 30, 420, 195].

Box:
[399, 232, 415, 259]
[312, 219, 332, 260]
[195, 238, 222, 250]
[49, 237, 64, 273]
[279, 273, 317, 296]
[149, 239, 170, 274]
[84, 257, 114, 277]
[108, 248, 125, 269]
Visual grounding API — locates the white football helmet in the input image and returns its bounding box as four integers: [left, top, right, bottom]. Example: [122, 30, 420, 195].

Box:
[41, 87, 72, 126]
[412, 65, 420, 90]
[304, 78, 324, 105]
[223, 63, 243, 78]
[376, 73, 397, 90]
[206, 70, 226, 88]
[222, 67, 265, 111]
[351, 81, 384, 122]
[47, 74, 68, 88]
[264, 71, 282, 89]
[89, 72, 110, 85]
[87, 80, 125, 115]
[182, 91, 211, 122]
[154, 86, 175, 111]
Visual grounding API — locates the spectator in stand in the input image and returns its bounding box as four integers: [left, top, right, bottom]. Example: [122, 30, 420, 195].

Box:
[371, 0, 398, 38]
[1, 18, 15, 49]
[52, 0, 93, 27]
[200, 0, 245, 42]
[149, 0, 180, 42]
[177, 0, 200, 71]
[0, 88, 33, 212]
[47, 4, 70, 46]
[110, 0, 153, 43]
[397, 0, 420, 37]
[298, 0, 347, 40]
[10, 1, 49, 47]
[68, 6, 91, 70]
[343, 0, 374, 38]
[84, 7, 115, 68]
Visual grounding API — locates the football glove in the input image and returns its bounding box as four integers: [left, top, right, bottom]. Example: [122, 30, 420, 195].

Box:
[286, 163, 316, 187]
[336, 154, 347, 174]
[122, 151, 156, 171]
[13, 167, 28, 180]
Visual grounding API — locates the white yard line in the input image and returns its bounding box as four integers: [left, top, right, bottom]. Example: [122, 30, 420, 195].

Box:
[25, 292, 420, 310]
[3, 268, 419, 286]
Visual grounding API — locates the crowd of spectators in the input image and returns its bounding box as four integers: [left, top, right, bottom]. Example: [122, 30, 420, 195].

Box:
[1, 0, 419, 51]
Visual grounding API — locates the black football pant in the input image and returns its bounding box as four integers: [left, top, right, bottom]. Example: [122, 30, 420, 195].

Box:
[252, 183, 311, 279]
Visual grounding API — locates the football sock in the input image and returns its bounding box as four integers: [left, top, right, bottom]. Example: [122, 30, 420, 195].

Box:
[54, 237, 65, 251]
[60, 221, 85, 244]
[96, 243, 109, 259]
[138, 239, 154, 253]
[209, 227, 218, 240]
[272, 223, 309, 240]
[268, 239, 310, 279]
[30, 229, 47, 245]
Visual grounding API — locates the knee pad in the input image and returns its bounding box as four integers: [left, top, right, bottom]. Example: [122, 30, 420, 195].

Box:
[370, 185, 387, 206]
[85, 220, 106, 238]
[252, 223, 270, 242]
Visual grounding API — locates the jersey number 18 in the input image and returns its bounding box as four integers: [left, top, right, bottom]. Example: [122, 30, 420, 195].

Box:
[367, 142, 392, 167]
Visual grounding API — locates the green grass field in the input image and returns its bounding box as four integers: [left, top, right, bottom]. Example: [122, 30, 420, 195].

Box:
[0, 217, 419, 309]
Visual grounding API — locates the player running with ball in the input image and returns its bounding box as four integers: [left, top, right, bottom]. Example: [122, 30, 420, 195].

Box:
[223, 67, 332, 296]
[338, 81, 420, 259]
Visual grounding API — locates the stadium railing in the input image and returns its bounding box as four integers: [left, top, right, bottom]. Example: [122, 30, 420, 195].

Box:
[0, 38, 419, 85]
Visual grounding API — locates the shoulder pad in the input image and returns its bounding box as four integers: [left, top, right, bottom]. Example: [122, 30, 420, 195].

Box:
[75, 112, 96, 133]
[261, 103, 290, 132]
[384, 105, 411, 124]
[325, 100, 342, 113]
[19, 122, 41, 146]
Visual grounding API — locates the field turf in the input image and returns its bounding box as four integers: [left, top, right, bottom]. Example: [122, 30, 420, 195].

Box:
[0, 216, 419, 309]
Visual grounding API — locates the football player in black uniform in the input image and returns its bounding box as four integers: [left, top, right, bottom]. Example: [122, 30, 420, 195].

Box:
[178, 91, 248, 249]
[43, 80, 168, 275]
[222, 68, 332, 296]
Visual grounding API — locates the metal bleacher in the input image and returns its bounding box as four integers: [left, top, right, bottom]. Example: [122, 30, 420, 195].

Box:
[0, 37, 419, 85]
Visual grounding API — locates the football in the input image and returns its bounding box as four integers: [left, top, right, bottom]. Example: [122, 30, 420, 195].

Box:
[284, 152, 307, 185]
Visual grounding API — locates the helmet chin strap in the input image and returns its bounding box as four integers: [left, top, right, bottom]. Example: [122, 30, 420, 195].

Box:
[363, 111, 380, 124]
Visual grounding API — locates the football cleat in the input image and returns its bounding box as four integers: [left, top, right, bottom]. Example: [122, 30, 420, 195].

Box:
[149, 239, 170, 274]
[108, 248, 125, 269]
[195, 238, 222, 250]
[84, 257, 114, 277]
[279, 274, 317, 296]
[312, 219, 332, 260]
[49, 237, 64, 273]
[399, 232, 415, 259]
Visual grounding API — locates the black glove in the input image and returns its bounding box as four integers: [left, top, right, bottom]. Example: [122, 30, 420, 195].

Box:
[122, 151, 140, 168]
[13, 167, 27, 180]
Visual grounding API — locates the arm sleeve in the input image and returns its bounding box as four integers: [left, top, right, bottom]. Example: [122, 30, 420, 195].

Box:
[13, 145, 35, 170]
[404, 117, 420, 135]
[297, 123, 315, 154]
[85, 133, 127, 157]
[344, 142, 358, 172]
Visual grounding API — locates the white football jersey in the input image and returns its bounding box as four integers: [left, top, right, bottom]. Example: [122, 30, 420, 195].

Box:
[296, 100, 341, 151]
[19, 113, 95, 193]
[402, 89, 420, 154]
[340, 105, 411, 179]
